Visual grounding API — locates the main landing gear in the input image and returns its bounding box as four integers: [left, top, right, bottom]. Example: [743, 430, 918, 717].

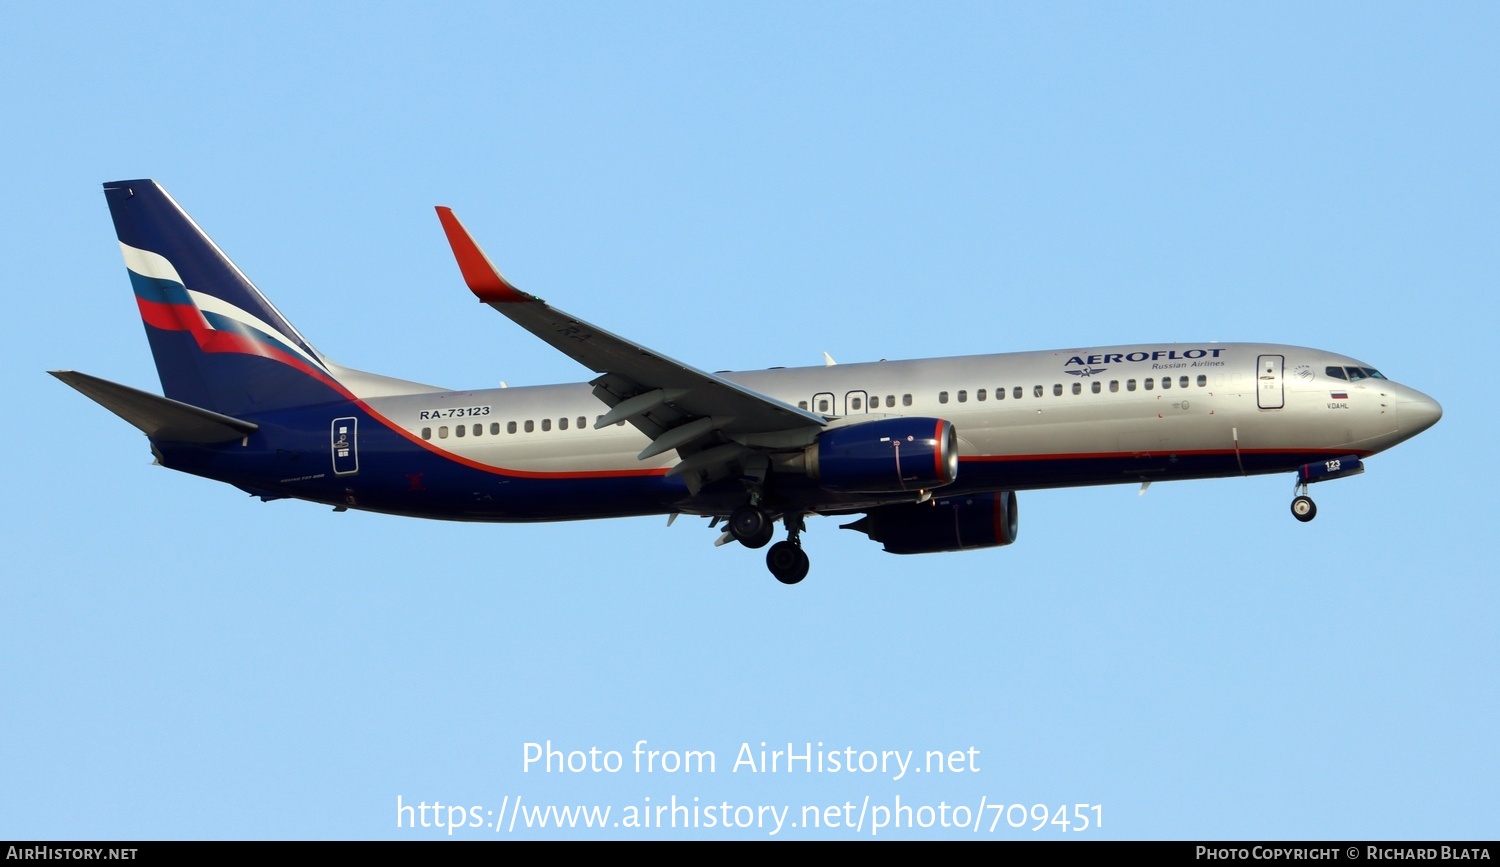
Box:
[1290, 482, 1317, 523]
[728, 504, 774, 548]
[766, 514, 810, 585]
[727, 505, 810, 584]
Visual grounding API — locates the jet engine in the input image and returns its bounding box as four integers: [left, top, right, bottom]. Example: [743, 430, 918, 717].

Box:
[805, 417, 957, 493]
[842, 490, 1018, 554]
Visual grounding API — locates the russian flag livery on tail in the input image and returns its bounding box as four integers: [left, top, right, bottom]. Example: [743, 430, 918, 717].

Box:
[107, 181, 342, 415]
[54, 180, 1443, 584]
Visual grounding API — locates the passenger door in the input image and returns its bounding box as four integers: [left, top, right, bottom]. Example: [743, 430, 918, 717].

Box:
[1257, 355, 1284, 410]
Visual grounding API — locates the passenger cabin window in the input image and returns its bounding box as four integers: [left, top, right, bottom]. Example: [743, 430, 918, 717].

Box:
[903, 394, 913, 407]
[957, 390, 967, 403]
[996, 387, 1005, 400]
[559, 417, 569, 430]
[976, 389, 987, 402]
[1110, 380, 1119, 392]
[1127, 379, 1137, 392]
[798, 400, 808, 410]
[578, 416, 587, 429]
[1092, 381, 1101, 394]
[1144, 378, 1154, 391]
[508, 421, 517, 434]
[439, 426, 449, 438]
[1162, 377, 1171, 389]
[1072, 382, 1081, 395]
[939, 391, 949, 404]
[1052, 383, 1062, 396]
[886, 395, 895, 408]
[1179, 376, 1189, 388]
[1013, 386, 1023, 400]
[542, 419, 551, 431]
[524, 420, 534, 433]
[421, 427, 432, 440]
[1196, 375, 1207, 387]
[818, 398, 830, 413]
[1033, 385, 1044, 398]
[851, 397, 863, 410]
[455, 424, 466, 437]
[490, 422, 500, 435]
[472, 423, 482, 436]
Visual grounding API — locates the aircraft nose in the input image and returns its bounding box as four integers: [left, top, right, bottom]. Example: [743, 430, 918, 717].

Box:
[1399, 388, 1443, 436]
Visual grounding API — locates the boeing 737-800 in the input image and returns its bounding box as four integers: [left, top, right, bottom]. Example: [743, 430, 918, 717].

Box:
[53, 180, 1443, 584]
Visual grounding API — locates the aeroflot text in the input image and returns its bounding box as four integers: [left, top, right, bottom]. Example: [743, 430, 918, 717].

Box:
[1065, 348, 1227, 366]
[522, 740, 980, 782]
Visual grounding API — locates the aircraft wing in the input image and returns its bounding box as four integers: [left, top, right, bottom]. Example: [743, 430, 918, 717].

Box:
[435, 208, 826, 491]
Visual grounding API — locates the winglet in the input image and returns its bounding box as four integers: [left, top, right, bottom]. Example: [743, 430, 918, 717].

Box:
[434, 207, 535, 304]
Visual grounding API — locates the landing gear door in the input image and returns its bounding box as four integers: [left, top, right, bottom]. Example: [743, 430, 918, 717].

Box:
[331, 417, 359, 475]
[1257, 354, 1284, 410]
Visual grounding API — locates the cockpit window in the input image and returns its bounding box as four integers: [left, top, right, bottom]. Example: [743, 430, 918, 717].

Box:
[1344, 367, 1367, 382]
[1325, 366, 1347, 380]
[1361, 367, 1387, 380]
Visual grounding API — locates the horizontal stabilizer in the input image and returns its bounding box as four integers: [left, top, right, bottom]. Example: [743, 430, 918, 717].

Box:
[50, 370, 259, 443]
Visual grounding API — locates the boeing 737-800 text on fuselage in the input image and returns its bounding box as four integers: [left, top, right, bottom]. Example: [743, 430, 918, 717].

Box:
[53, 180, 1443, 584]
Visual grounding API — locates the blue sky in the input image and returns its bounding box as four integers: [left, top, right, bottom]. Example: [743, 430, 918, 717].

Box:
[2, 3, 1495, 840]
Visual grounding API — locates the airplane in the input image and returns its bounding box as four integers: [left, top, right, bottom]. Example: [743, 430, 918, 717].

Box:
[53, 179, 1443, 585]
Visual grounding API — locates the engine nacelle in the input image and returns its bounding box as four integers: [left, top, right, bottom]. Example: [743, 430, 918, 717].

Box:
[842, 490, 1018, 555]
[807, 417, 958, 493]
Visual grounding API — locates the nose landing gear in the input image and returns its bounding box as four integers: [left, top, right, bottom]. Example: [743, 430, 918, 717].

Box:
[1288, 455, 1365, 523]
[1290, 481, 1316, 522]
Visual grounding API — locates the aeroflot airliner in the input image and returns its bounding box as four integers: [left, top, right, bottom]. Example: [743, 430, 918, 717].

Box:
[54, 180, 1442, 584]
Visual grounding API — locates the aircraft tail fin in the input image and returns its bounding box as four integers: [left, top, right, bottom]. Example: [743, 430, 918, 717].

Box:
[103, 180, 347, 415]
[50, 370, 258, 444]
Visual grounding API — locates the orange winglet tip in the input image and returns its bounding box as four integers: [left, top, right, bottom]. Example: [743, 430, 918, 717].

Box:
[435, 207, 531, 303]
